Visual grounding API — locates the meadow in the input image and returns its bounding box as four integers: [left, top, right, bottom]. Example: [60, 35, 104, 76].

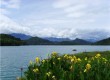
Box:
[19, 51, 110, 80]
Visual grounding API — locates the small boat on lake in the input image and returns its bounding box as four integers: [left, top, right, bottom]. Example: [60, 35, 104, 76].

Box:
[72, 49, 77, 51]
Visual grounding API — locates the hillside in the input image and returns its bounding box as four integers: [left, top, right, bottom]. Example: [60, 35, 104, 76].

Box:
[59, 38, 91, 45]
[25, 37, 91, 45]
[1, 33, 110, 45]
[94, 37, 110, 45]
[10, 33, 31, 40]
[25, 37, 53, 45]
[43, 37, 71, 42]
[0, 34, 25, 46]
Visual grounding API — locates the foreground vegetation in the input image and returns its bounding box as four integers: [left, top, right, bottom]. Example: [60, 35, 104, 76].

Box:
[18, 51, 110, 80]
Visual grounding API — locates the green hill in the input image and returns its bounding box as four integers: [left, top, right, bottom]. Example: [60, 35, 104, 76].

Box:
[94, 37, 110, 45]
[25, 37, 53, 45]
[59, 38, 91, 45]
[0, 34, 25, 46]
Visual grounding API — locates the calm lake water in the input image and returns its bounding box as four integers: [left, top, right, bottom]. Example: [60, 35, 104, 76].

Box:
[0, 45, 110, 80]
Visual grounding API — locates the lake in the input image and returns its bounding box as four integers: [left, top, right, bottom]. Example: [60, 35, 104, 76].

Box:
[0, 45, 110, 80]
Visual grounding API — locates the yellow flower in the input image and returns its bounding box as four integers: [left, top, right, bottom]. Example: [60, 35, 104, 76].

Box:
[35, 57, 40, 63]
[52, 75, 55, 79]
[102, 58, 108, 62]
[71, 58, 74, 63]
[70, 66, 73, 71]
[33, 68, 39, 73]
[57, 57, 61, 60]
[95, 53, 101, 58]
[77, 58, 81, 62]
[72, 56, 77, 60]
[97, 53, 101, 57]
[64, 54, 68, 59]
[84, 63, 91, 72]
[84, 69, 87, 72]
[86, 63, 91, 70]
[46, 73, 49, 76]
[52, 52, 57, 56]
[42, 60, 45, 63]
[46, 72, 52, 77]
[68, 56, 72, 59]
[53, 62, 55, 65]
[85, 57, 87, 60]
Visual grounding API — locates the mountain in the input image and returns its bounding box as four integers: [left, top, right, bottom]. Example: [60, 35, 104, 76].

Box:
[94, 37, 110, 45]
[0, 34, 25, 46]
[59, 38, 91, 45]
[25, 37, 91, 45]
[25, 37, 53, 45]
[10, 33, 31, 40]
[43, 37, 71, 42]
[85, 39, 98, 42]
[1, 33, 109, 45]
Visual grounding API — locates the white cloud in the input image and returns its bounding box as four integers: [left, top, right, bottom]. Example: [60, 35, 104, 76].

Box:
[64, 4, 87, 18]
[53, 0, 86, 18]
[53, 0, 109, 18]
[64, 4, 87, 13]
[0, 8, 10, 15]
[25, 19, 69, 25]
[0, 14, 30, 34]
[1, 0, 20, 9]
[66, 12, 85, 18]
[29, 28, 110, 40]
[53, 0, 74, 8]
[25, 28, 78, 39]
[77, 29, 110, 40]
[0, 0, 21, 16]
[0, 0, 109, 40]
[0, 13, 109, 40]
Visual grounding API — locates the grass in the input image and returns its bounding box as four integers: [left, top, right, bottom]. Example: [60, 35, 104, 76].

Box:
[18, 51, 110, 80]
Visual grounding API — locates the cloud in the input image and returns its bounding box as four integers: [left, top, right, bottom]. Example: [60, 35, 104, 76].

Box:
[0, 13, 109, 40]
[0, 8, 10, 15]
[0, 0, 21, 15]
[64, 4, 87, 18]
[53, 0, 110, 18]
[64, 4, 87, 13]
[1, 0, 20, 9]
[0, 14, 30, 34]
[0, 0, 109, 40]
[23, 19, 70, 26]
[28, 28, 110, 40]
[76, 29, 110, 40]
[23, 27, 78, 39]
[53, 0, 85, 18]
[53, 0, 74, 8]
[66, 12, 85, 18]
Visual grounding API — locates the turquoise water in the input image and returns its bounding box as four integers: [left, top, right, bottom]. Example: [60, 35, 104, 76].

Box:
[0, 45, 110, 80]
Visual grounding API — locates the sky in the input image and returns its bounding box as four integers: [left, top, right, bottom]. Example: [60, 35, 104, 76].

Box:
[0, 0, 110, 40]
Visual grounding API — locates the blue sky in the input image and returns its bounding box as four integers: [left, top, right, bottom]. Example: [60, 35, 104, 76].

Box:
[0, 0, 110, 40]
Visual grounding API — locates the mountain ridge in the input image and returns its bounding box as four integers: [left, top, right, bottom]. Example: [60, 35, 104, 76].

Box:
[93, 37, 110, 45]
[8, 33, 109, 43]
[43, 37, 71, 42]
[0, 33, 110, 46]
[0, 34, 25, 46]
[10, 33, 31, 40]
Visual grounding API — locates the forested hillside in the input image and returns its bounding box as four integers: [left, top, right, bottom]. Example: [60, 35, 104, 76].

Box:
[0, 34, 25, 46]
